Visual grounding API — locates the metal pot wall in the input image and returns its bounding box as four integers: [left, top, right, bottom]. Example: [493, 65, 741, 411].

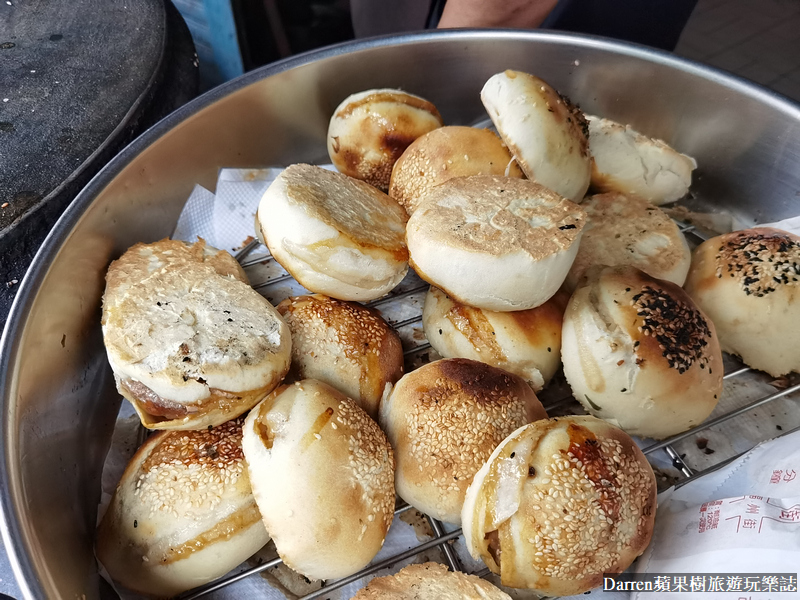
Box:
[1, 30, 799, 599]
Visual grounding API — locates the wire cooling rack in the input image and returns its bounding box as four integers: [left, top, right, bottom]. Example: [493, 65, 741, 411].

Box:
[171, 220, 800, 600]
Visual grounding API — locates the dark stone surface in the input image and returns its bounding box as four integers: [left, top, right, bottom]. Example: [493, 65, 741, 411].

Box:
[0, 0, 198, 329]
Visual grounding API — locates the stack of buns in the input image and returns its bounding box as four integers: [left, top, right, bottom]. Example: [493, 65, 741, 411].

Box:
[98, 67, 744, 597]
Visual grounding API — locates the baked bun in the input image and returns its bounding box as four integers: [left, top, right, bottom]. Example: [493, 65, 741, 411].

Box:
[684, 227, 800, 377]
[481, 70, 591, 202]
[352, 562, 512, 599]
[406, 175, 585, 311]
[276, 294, 404, 419]
[564, 192, 691, 291]
[327, 88, 444, 191]
[422, 286, 567, 391]
[258, 164, 409, 301]
[462, 416, 656, 596]
[379, 358, 547, 524]
[102, 239, 291, 430]
[389, 126, 524, 215]
[96, 418, 269, 597]
[243, 380, 395, 580]
[562, 266, 723, 439]
[587, 115, 697, 205]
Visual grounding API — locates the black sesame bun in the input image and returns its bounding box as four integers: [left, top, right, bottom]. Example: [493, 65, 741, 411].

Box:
[242, 380, 395, 580]
[462, 416, 657, 596]
[561, 265, 723, 439]
[379, 358, 547, 524]
[96, 418, 269, 597]
[276, 294, 404, 420]
[685, 227, 800, 377]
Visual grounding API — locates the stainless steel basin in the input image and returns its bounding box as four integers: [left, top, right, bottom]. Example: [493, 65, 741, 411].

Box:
[1, 30, 799, 599]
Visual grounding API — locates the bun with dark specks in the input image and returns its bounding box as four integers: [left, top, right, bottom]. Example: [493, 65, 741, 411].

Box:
[685, 227, 800, 376]
[561, 266, 722, 439]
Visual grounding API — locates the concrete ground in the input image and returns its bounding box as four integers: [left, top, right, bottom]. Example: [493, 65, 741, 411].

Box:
[674, 0, 800, 102]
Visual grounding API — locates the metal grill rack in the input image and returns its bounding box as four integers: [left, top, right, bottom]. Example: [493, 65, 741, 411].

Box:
[172, 220, 800, 600]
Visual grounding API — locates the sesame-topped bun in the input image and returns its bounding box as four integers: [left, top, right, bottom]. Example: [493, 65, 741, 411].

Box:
[352, 562, 512, 600]
[461, 416, 656, 596]
[258, 164, 409, 302]
[379, 358, 547, 524]
[242, 380, 395, 580]
[587, 115, 697, 205]
[102, 239, 292, 430]
[327, 88, 444, 191]
[562, 266, 723, 439]
[96, 418, 269, 598]
[406, 175, 585, 311]
[685, 227, 800, 376]
[276, 294, 403, 419]
[564, 192, 691, 291]
[388, 126, 524, 215]
[422, 286, 567, 391]
[481, 70, 591, 202]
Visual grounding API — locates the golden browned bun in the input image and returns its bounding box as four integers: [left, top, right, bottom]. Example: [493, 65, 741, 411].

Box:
[276, 294, 404, 419]
[258, 164, 409, 302]
[379, 358, 547, 524]
[562, 266, 723, 439]
[685, 227, 800, 376]
[352, 562, 512, 599]
[481, 70, 591, 202]
[564, 192, 692, 291]
[587, 115, 696, 205]
[102, 239, 292, 430]
[327, 88, 444, 191]
[96, 418, 269, 597]
[388, 126, 524, 215]
[462, 416, 656, 596]
[406, 175, 585, 311]
[422, 286, 567, 391]
[242, 380, 395, 580]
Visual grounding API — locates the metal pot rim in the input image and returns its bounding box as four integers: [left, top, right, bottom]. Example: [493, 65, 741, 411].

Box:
[2, 28, 798, 598]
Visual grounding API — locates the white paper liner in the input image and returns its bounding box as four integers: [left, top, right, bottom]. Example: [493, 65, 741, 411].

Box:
[634, 430, 800, 600]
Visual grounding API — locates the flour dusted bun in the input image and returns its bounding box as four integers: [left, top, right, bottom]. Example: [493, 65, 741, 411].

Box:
[352, 562, 512, 599]
[406, 175, 585, 311]
[96, 418, 269, 597]
[276, 294, 403, 419]
[564, 192, 691, 291]
[588, 115, 697, 205]
[258, 164, 409, 301]
[685, 227, 800, 377]
[562, 266, 723, 439]
[102, 239, 291, 430]
[481, 70, 591, 202]
[462, 416, 656, 596]
[243, 380, 395, 580]
[327, 88, 444, 191]
[423, 286, 566, 391]
[389, 126, 524, 215]
[379, 358, 546, 524]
